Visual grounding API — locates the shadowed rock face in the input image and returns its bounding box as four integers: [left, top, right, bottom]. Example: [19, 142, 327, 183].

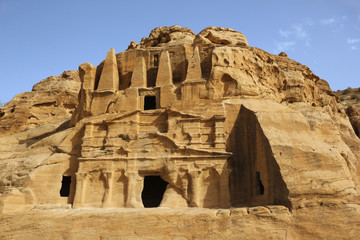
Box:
[346, 104, 360, 137]
[335, 87, 360, 137]
[1, 26, 360, 239]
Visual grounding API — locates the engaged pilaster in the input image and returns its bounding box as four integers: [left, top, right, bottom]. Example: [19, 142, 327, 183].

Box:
[102, 170, 114, 208]
[189, 170, 202, 207]
[72, 172, 89, 208]
[125, 171, 144, 208]
[216, 167, 231, 208]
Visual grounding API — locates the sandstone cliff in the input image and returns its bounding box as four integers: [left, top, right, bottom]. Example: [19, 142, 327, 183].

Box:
[337, 87, 360, 138]
[347, 104, 360, 138]
[0, 71, 80, 136]
[1, 26, 360, 240]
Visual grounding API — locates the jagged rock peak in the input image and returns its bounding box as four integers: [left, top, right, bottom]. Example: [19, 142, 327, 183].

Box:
[32, 70, 81, 92]
[195, 26, 249, 47]
[127, 26, 249, 49]
[129, 25, 195, 49]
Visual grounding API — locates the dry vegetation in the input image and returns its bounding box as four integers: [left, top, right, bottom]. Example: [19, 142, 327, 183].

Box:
[336, 87, 360, 106]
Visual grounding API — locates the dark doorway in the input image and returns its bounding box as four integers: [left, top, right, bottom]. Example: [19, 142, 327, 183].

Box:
[142, 175, 168, 208]
[144, 96, 157, 110]
[256, 172, 264, 195]
[60, 176, 71, 197]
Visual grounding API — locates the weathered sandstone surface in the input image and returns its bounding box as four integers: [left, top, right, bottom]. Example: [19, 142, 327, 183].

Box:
[336, 87, 360, 138]
[0, 71, 80, 136]
[1, 26, 360, 239]
[347, 104, 360, 138]
[2, 205, 360, 240]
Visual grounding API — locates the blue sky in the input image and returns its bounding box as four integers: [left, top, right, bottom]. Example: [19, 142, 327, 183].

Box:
[0, 0, 359, 102]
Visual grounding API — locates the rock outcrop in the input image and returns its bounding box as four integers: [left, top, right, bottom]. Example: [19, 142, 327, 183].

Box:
[347, 104, 360, 137]
[195, 26, 249, 47]
[0, 71, 80, 136]
[1, 26, 360, 239]
[128, 25, 195, 49]
[336, 87, 360, 138]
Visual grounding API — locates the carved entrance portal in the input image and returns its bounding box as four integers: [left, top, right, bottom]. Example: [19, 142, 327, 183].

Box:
[60, 176, 71, 197]
[142, 176, 168, 208]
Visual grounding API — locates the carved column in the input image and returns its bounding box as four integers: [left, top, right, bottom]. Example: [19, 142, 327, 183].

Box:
[181, 176, 189, 200]
[125, 171, 144, 208]
[216, 167, 231, 208]
[185, 122, 201, 147]
[181, 83, 192, 101]
[73, 172, 88, 208]
[102, 170, 114, 208]
[189, 170, 202, 207]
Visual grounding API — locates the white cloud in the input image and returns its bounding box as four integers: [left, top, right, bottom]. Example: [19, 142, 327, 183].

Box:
[347, 38, 360, 50]
[274, 41, 296, 53]
[320, 18, 336, 25]
[279, 29, 291, 38]
[304, 17, 315, 26]
[347, 38, 360, 44]
[293, 25, 308, 39]
[319, 16, 348, 32]
[292, 24, 311, 46]
[277, 24, 310, 41]
[274, 19, 313, 52]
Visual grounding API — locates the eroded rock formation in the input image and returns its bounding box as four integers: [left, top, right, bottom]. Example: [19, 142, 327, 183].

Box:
[1, 26, 360, 239]
[347, 104, 360, 137]
[0, 71, 80, 136]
